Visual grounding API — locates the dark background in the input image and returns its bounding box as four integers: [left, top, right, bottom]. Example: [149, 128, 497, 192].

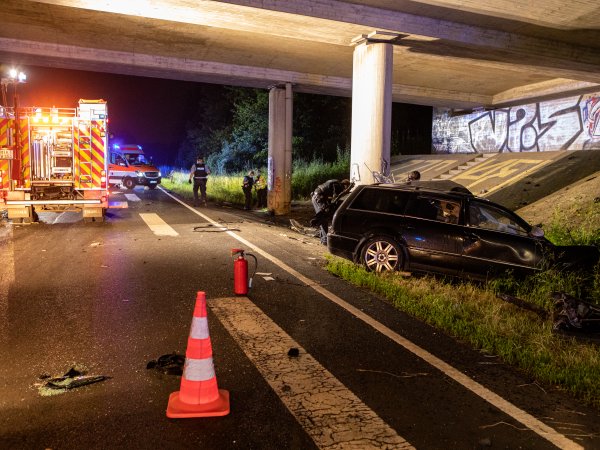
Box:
[6, 65, 432, 166]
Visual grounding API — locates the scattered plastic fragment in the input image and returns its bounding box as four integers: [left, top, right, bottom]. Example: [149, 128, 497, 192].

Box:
[37, 366, 109, 396]
[552, 291, 600, 332]
[146, 353, 185, 375]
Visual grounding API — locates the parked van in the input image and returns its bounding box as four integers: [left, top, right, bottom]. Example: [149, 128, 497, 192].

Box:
[108, 144, 161, 189]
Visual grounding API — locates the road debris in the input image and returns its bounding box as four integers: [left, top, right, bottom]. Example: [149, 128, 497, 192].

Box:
[146, 353, 185, 375]
[496, 293, 549, 319]
[552, 291, 600, 332]
[36, 366, 109, 396]
[289, 219, 319, 237]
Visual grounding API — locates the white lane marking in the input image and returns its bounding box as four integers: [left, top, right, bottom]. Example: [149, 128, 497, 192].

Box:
[159, 186, 581, 450]
[139, 213, 179, 236]
[125, 194, 141, 202]
[209, 297, 414, 450]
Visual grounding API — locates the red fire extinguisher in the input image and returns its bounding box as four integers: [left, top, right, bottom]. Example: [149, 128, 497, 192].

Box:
[231, 248, 257, 295]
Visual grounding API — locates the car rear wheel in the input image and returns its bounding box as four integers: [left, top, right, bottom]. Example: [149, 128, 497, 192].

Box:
[361, 237, 403, 272]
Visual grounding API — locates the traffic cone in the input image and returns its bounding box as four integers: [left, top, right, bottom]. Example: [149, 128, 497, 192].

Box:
[166, 291, 230, 418]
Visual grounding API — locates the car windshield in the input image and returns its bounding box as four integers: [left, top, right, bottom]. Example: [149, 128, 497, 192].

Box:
[125, 154, 149, 166]
[469, 202, 529, 236]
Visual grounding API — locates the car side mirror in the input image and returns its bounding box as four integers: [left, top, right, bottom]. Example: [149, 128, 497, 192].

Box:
[530, 226, 544, 238]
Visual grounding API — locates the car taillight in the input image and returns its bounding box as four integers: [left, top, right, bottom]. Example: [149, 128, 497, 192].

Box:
[101, 170, 107, 188]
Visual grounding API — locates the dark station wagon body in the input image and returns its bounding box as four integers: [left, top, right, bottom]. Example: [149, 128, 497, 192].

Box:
[328, 181, 599, 279]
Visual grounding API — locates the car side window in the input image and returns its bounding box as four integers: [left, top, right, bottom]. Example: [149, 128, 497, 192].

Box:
[348, 188, 411, 214]
[469, 202, 529, 236]
[405, 195, 461, 224]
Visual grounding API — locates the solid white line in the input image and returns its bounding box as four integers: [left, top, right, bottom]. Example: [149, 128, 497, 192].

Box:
[139, 213, 179, 236]
[158, 186, 581, 450]
[209, 297, 414, 449]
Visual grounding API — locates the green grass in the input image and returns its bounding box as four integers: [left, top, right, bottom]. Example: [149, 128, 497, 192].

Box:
[163, 161, 600, 408]
[326, 257, 600, 408]
[544, 202, 600, 247]
[161, 172, 247, 205]
[161, 150, 350, 205]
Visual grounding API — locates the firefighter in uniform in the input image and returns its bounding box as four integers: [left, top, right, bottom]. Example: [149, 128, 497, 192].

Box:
[189, 156, 211, 206]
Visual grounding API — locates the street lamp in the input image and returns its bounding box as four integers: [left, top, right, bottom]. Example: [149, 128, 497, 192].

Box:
[1, 68, 27, 186]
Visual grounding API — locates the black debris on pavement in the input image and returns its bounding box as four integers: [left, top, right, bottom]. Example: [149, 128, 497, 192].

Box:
[146, 353, 185, 375]
[36, 366, 110, 396]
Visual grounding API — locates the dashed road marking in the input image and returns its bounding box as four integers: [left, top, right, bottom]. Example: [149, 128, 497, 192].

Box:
[139, 213, 178, 236]
[209, 297, 414, 450]
[125, 193, 141, 202]
[159, 186, 582, 450]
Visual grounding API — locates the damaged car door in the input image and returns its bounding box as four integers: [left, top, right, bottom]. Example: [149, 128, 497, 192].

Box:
[460, 199, 543, 278]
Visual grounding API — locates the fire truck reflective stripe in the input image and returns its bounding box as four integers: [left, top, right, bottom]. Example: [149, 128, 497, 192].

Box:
[190, 317, 210, 340]
[0, 119, 8, 190]
[90, 121, 105, 186]
[139, 213, 179, 237]
[20, 119, 30, 186]
[182, 357, 215, 382]
[73, 125, 80, 184]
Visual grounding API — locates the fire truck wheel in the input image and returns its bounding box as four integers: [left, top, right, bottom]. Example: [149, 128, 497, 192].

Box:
[123, 178, 135, 190]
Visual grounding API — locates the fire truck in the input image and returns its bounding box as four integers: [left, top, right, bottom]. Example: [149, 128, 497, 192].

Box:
[0, 99, 109, 222]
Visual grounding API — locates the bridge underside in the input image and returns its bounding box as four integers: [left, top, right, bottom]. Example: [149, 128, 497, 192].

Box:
[1, 1, 600, 213]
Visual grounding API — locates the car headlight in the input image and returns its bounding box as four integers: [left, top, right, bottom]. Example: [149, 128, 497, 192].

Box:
[158, 171, 162, 177]
[135, 170, 143, 177]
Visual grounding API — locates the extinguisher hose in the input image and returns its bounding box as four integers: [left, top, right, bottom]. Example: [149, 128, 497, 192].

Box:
[246, 253, 258, 290]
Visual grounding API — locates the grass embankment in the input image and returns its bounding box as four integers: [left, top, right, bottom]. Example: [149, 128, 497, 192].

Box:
[159, 152, 349, 206]
[162, 162, 600, 407]
[327, 201, 600, 408]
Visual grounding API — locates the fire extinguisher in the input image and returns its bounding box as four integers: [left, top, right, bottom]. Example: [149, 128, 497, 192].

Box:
[231, 248, 257, 295]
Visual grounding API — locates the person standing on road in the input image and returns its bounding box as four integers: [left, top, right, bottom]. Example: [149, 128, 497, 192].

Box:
[310, 179, 350, 245]
[242, 170, 255, 210]
[189, 156, 211, 207]
[254, 173, 267, 209]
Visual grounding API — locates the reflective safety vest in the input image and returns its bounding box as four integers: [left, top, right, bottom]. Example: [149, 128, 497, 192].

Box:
[194, 163, 208, 179]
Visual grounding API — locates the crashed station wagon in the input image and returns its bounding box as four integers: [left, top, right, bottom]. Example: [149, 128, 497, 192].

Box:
[328, 181, 599, 279]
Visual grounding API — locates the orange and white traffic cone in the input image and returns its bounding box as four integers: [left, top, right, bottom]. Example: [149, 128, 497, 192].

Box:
[166, 291, 230, 418]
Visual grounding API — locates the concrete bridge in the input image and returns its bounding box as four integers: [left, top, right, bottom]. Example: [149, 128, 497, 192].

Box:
[1, 1, 599, 213]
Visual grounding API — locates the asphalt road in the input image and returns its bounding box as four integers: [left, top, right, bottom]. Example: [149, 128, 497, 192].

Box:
[0, 186, 598, 449]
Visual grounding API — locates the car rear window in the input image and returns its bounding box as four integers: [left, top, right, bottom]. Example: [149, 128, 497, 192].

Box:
[348, 188, 411, 214]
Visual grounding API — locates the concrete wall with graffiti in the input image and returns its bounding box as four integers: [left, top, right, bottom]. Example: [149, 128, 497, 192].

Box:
[432, 93, 600, 153]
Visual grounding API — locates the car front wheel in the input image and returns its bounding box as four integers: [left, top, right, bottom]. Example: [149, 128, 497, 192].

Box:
[361, 237, 403, 272]
[123, 178, 135, 190]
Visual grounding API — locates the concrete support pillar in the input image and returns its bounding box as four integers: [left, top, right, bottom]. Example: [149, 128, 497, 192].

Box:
[267, 83, 293, 215]
[350, 41, 393, 184]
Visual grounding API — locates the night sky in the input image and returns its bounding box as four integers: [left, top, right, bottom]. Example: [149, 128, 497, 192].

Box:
[10, 65, 208, 165]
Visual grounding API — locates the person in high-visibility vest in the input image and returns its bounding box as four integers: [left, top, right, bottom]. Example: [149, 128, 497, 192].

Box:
[189, 156, 211, 206]
[254, 173, 267, 209]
